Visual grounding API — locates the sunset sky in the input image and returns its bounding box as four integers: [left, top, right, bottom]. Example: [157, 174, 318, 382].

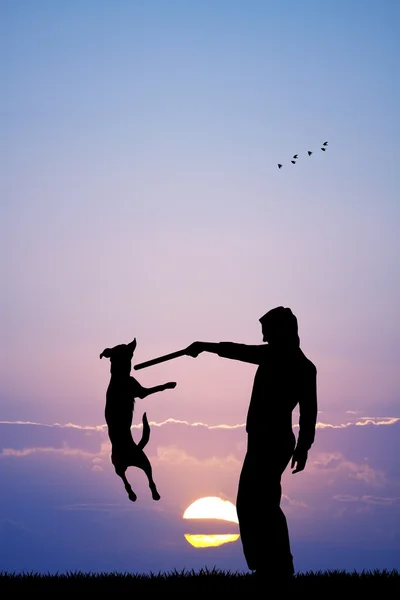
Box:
[1, 0, 399, 574]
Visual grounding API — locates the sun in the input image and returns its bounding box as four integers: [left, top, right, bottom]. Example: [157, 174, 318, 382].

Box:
[183, 497, 239, 548]
[183, 496, 238, 524]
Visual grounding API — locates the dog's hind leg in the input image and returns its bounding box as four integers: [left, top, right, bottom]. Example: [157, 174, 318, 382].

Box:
[136, 413, 160, 500]
[138, 452, 161, 501]
[115, 466, 137, 502]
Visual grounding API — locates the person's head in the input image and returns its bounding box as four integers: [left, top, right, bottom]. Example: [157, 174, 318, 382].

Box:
[259, 306, 300, 347]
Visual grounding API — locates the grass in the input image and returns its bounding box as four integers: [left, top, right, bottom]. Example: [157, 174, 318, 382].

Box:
[1, 568, 399, 593]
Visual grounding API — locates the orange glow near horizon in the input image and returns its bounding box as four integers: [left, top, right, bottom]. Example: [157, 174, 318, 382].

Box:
[184, 534, 240, 548]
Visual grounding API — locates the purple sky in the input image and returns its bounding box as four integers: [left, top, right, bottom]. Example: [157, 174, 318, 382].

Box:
[1, 0, 399, 574]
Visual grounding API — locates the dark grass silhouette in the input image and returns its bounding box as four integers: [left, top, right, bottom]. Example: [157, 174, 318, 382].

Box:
[1, 568, 399, 593]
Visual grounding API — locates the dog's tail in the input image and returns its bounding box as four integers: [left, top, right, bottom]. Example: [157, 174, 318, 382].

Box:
[138, 412, 150, 450]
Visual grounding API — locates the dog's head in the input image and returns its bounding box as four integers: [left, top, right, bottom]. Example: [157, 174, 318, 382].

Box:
[100, 338, 137, 373]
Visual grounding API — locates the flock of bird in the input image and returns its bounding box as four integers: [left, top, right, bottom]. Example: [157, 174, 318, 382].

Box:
[278, 141, 328, 169]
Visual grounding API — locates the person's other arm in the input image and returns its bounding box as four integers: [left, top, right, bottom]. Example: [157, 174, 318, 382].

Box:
[185, 341, 265, 365]
[291, 362, 318, 474]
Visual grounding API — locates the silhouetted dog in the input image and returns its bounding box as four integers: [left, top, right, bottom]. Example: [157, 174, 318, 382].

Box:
[100, 338, 176, 502]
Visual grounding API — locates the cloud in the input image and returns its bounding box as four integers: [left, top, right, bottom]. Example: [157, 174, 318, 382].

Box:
[155, 445, 241, 470]
[148, 418, 245, 430]
[281, 494, 309, 510]
[1, 446, 102, 459]
[332, 494, 400, 505]
[1, 415, 398, 433]
[333, 494, 359, 503]
[0, 420, 107, 432]
[354, 417, 400, 426]
[316, 416, 400, 429]
[361, 495, 400, 505]
[1, 441, 111, 463]
[310, 452, 385, 484]
[1, 418, 399, 478]
[58, 503, 132, 512]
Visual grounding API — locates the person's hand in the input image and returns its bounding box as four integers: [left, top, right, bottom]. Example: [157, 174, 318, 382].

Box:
[291, 448, 308, 474]
[185, 342, 205, 358]
[164, 382, 177, 390]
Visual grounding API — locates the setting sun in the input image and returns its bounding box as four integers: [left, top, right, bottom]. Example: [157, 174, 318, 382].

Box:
[183, 497, 239, 548]
[183, 496, 239, 524]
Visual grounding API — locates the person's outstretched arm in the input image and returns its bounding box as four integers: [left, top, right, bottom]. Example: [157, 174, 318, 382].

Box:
[185, 341, 265, 364]
[291, 362, 318, 474]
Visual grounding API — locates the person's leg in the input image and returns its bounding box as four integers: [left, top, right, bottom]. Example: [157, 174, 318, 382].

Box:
[236, 450, 259, 571]
[269, 472, 294, 577]
[236, 436, 295, 577]
[262, 438, 296, 578]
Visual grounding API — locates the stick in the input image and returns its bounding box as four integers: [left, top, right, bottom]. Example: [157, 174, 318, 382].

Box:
[133, 348, 187, 370]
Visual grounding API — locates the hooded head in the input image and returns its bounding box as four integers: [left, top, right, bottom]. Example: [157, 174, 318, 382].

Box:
[259, 307, 300, 348]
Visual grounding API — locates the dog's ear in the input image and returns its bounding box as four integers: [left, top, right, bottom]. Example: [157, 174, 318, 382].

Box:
[100, 348, 112, 359]
[128, 338, 137, 352]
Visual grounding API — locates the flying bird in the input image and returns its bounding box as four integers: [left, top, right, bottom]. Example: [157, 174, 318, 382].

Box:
[276, 141, 328, 169]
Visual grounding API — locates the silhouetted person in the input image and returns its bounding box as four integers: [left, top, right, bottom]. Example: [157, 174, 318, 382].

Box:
[185, 307, 317, 582]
